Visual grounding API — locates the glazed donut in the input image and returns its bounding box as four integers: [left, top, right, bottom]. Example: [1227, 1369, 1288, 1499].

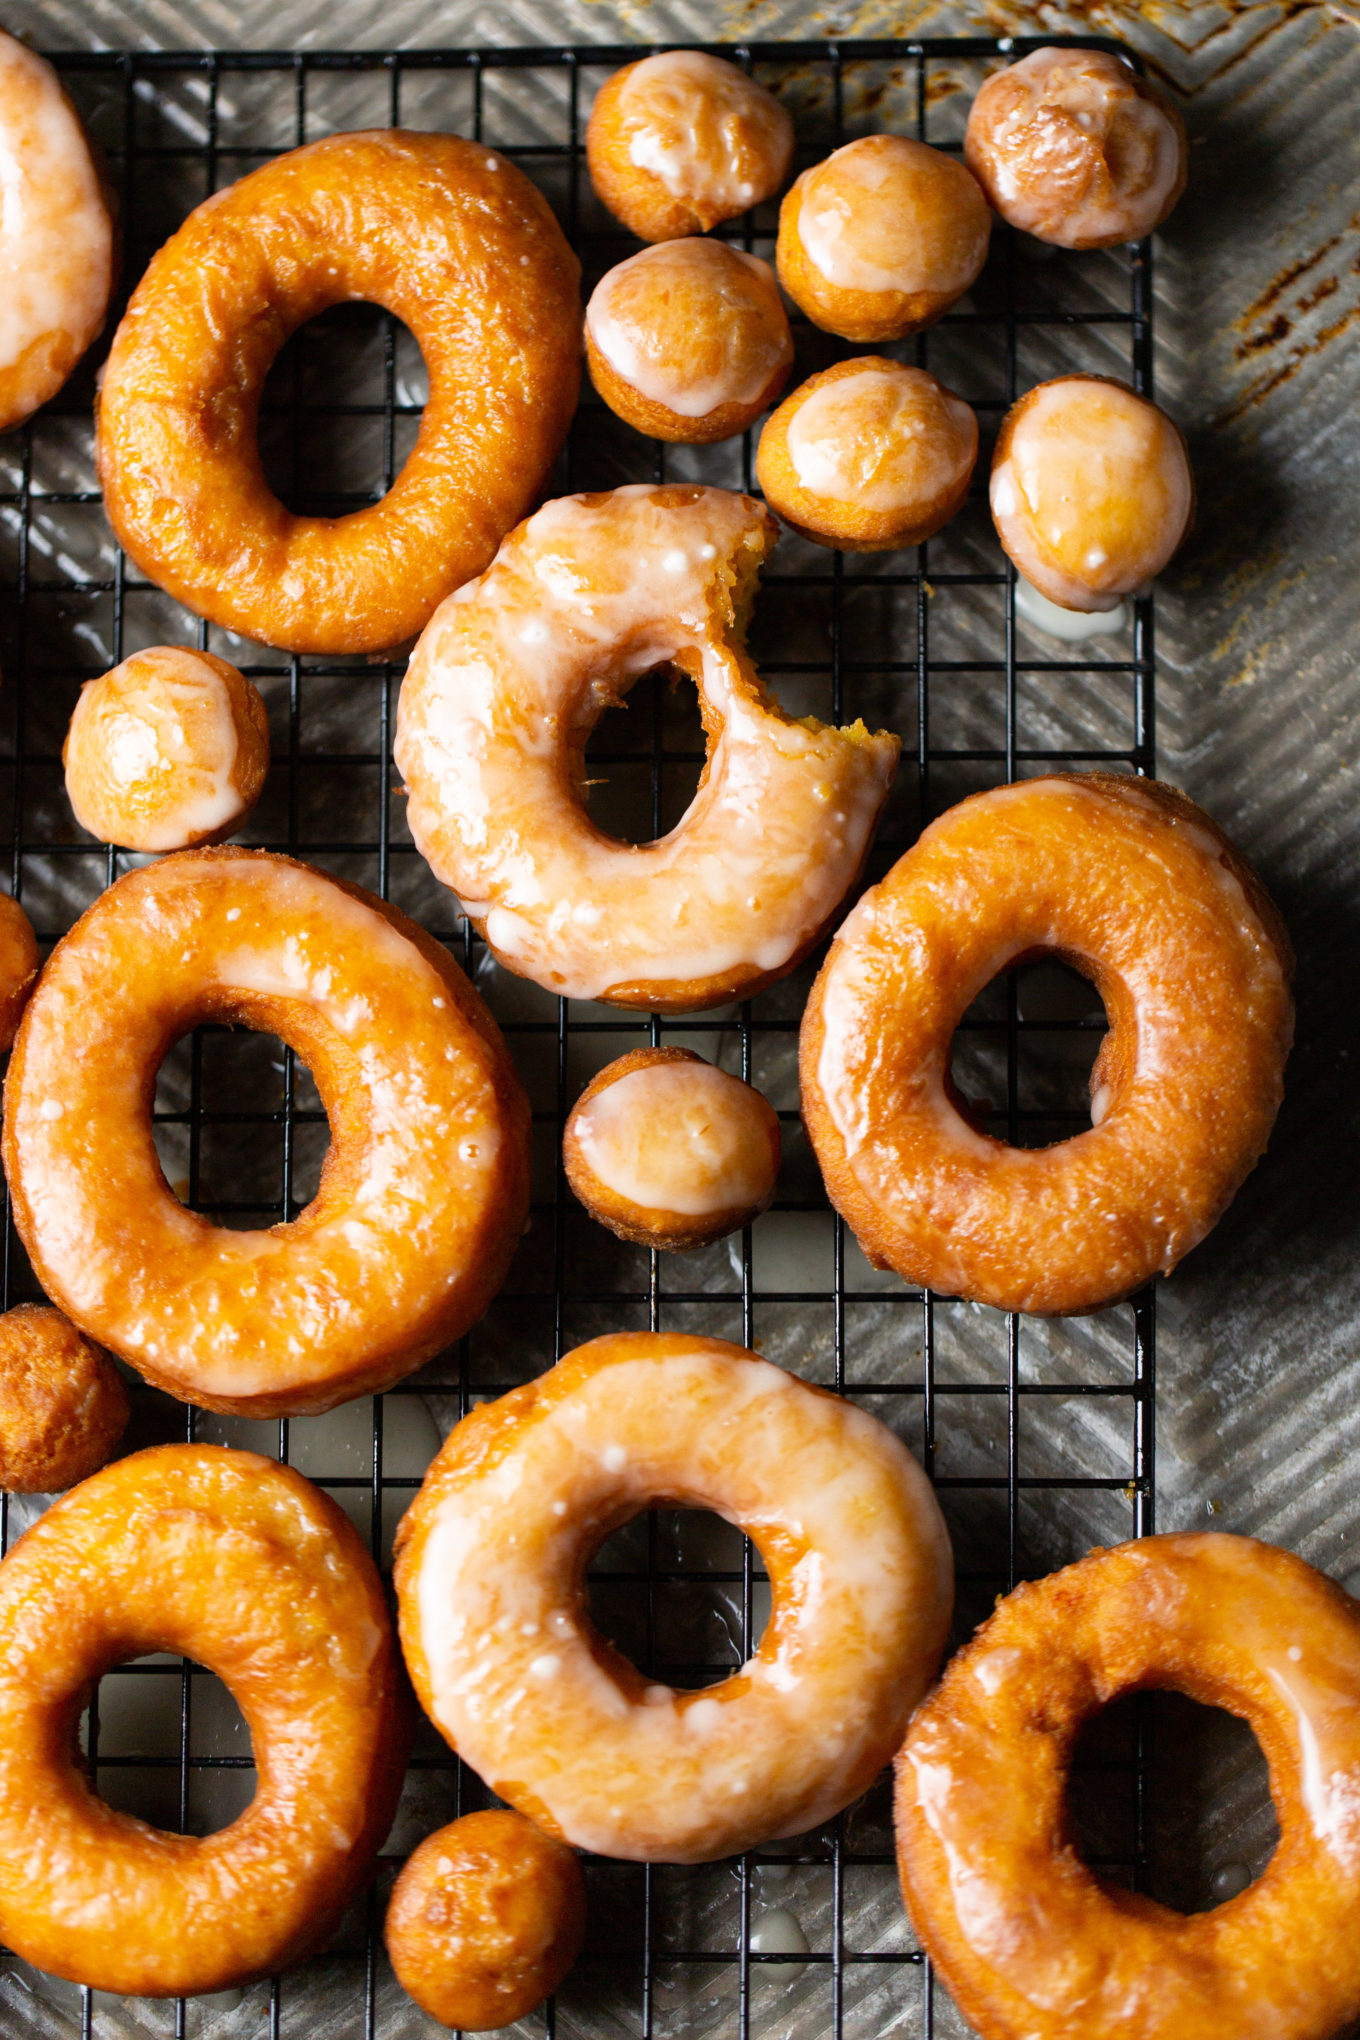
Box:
[757, 357, 978, 552]
[0, 1304, 127, 1493]
[0, 889, 39, 1051]
[563, 1046, 781, 1250]
[992, 376, 1193, 612]
[0, 1443, 408, 1997]
[586, 52, 794, 242]
[394, 1331, 952, 1863]
[800, 774, 1293, 1315]
[3, 849, 530, 1415]
[776, 136, 990, 342]
[0, 31, 114, 430]
[585, 239, 793, 443]
[386, 1810, 586, 2030]
[96, 131, 581, 656]
[965, 47, 1187, 250]
[395, 483, 899, 1011]
[64, 646, 270, 852]
[896, 1533, 1360, 2040]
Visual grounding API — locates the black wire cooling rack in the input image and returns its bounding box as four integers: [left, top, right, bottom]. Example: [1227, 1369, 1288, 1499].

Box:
[0, 34, 1159, 2040]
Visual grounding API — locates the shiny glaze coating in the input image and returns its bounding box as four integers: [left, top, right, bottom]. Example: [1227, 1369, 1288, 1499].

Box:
[800, 774, 1293, 1315]
[96, 130, 580, 656]
[395, 484, 899, 1012]
[0, 1444, 409, 1996]
[386, 1810, 586, 2030]
[3, 849, 530, 1415]
[0, 1304, 127, 1493]
[395, 1332, 952, 1863]
[897, 1533, 1360, 2040]
[965, 47, 1187, 250]
[0, 889, 39, 1051]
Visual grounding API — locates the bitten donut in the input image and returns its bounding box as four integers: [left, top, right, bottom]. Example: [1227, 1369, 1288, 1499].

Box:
[0, 1304, 127, 1493]
[3, 849, 530, 1415]
[757, 358, 978, 552]
[395, 1331, 952, 1863]
[585, 239, 793, 443]
[965, 47, 1187, 250]
[564, 1047, 781, 1250]
[64, 646, 270, 852]
[386, 1811, 586, 2030]
[801, 774, 1293, 1315]
[991, 376, 1193, 612]
[0, 1444, 408, 1997]
[0, 30, 114, 430]
[97, 131, 580, 656]
[777, 136, 990, 342]
[395, 483, 899, 1012]
[0, 890, 39, 1051]
[587, 52, 794, 242]
[897, 1534, 1360, 2040]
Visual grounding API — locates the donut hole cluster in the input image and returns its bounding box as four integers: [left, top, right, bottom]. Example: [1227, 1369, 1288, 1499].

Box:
[948, 957, 1109, 1149]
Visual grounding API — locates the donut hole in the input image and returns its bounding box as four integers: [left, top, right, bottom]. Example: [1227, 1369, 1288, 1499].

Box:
[949, 959, 1108, 1148]
[581, 665, 707, 846]
[152, 1025, 329, 1228]
[587, 1505, 766, 1690]
[258, 302, 425, 517]
[83, 1657, 256, 1837]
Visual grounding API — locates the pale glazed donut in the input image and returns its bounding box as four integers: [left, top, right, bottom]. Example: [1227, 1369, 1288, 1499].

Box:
[587, 52, 794, 242]
[64, 646, 270, 852]
[0, 889, 39, 1050]
[991, 376, 1193, 612]
[0, 1304, 127, 1493]
[563, 1046, 781, 1250]
[800, 774, 1293, 1315]
[395, 483, 900, 1012]
[897, 1533, 1360, 2040]
[0, 31, 114, 430]
[777, 136, 990, 342]
[965, 47, 1187, 250]
[585, 239, 793, 443]
[394, 1331, 953, 1864]
[386, 1810, 587, 2030]
[97, 131, 580, 656]
[757, 357, 978, 552]
[0, 1443, 408, 1997]
[3, 849, 530, 1416]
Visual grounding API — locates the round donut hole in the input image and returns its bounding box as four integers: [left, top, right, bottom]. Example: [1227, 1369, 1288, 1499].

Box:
[581, 664, 707, 846]
[257, 303, 426, 518]
[1066, 1689, 1278, 1913]
[152, 1026, 329, 1229]
[588, 1505, 765, 1691]
[948, 958, 1107, 1149]
[82, 1656, 255, 1837]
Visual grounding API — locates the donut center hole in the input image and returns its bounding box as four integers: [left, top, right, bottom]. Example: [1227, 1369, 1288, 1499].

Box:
[949, 959, 1107, 1148]
[582, 665, 706, 846]
[153, 1027, 328, 1229]
[588, 1506, 768, 1691]
[258, 302, 426, 518]
[1067, 1690, 1278, 1912]
[82, 1657, 255, 1837]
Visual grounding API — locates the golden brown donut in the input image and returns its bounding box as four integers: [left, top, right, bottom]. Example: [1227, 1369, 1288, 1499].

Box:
[800, 773, 1293, 1315]
[563, 1046, 781, 1249]
[0, 1443, 409, 1997]
[776, 135, 990, 342]
[585, 239, 793, 443]
[587, 52, 794, 242]
[64, 646, 270, 852]
[757, 357, 978, 552]
[897, 1533, 1360, 2040]
[3, 849, 530, 1416]
[0, 889, 39, 1051]
[386, 1810, 586, 2030]
[96, 130, 581, 656]
[965, 47, 1187, 250]
[0, 1303, 127, 1492]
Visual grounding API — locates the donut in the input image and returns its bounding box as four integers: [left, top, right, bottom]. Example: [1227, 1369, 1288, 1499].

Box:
[0, 1442, 408, 1996]
[395, 483, 899, 1011]
[563, 1046, 781, 1250]
[0, 889, 39, 1051]
[586, 52, 794, 242]
[386, 1810, 586, 2030]
[64, 646, 270, 853]
[896, 1533, 1360, 2040]
[96, 131, 581, 656]
[0, 1304, 127, 1493]
[585, 239, 793, 443]
[800, 773, 1293, 1315]
[757, 357, 978, 552]
[991, 376, 1193, 612]
[0, 31, 114, 430]
[965, 48, 1187, 250]
[776, 136, 990, 342]
[394, 1331, 952, 1863]
[3, 849, 530, 1415]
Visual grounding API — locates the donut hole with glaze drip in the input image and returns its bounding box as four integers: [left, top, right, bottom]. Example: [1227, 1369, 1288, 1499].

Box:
[589, 1504, 766, 1692]
[949, 957, 1108, 1151]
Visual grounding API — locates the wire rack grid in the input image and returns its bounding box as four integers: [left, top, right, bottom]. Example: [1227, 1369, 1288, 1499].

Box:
[0, 32, 1162, 2040]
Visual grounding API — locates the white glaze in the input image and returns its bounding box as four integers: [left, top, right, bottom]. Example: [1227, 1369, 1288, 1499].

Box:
[785, 366, 976, 513]
[65, 649, 247, 852]
[618, 51, 792, 213]
[1014, 574, 1129, 641]
[586, 240, 790, 420]
[797, 136, 986, 298]
[750, 1906, 809, 1983]
[573, 1061, 774, 1217]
